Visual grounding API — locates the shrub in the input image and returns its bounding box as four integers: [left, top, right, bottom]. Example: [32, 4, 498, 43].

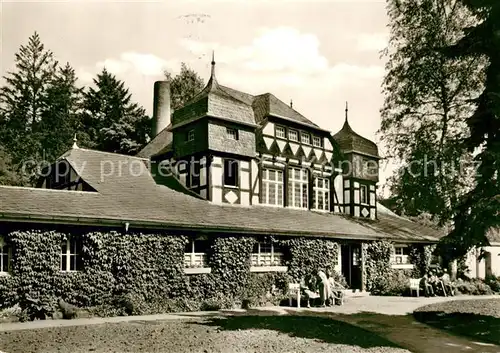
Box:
[369, 270, 409, 296]
[200, 293, 235, 311]
[455, 278, 494, 295]
[485, 275, 500, 293]
[58, 299, 78, 319]
[241, 272, 288, 307]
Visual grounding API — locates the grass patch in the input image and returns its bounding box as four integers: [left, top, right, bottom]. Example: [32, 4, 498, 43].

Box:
[413, 298, 500, 345]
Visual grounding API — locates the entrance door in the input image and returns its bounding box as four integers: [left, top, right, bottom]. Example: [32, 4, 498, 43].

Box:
[341, 244, 362, 290]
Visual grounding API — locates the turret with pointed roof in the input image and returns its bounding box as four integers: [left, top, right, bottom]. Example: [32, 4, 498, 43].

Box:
[333, 102, 379, 159]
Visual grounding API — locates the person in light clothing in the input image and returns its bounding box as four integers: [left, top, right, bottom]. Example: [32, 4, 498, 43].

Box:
[326, 269, 345, 306]
[317, 269, 331, 307]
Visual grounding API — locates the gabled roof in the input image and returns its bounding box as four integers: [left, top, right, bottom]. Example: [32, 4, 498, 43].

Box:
[333, 119, 379, 158]
[0, 147, 440, 243]
[59, 147, 154, 195]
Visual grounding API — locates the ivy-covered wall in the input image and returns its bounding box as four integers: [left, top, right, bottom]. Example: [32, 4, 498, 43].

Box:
[362, 240, 393, 293]
[0, 226, 342, 320]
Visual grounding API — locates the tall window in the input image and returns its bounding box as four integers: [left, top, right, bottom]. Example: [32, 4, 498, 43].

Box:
[223, 159, 239, 187]
[288, 129, 298, 142]
[288, 167, 308, 208]
[60, 237, 83, 272]
[0, 238, 11, 274]
[301, 132, 310, 145]
[184, 239, 209, 268]
[262, 168, 284, 206]
[226, 127, 238, 140]
[187, 130, 195, 142]
[189, 161, 201, 188]
[276, 126, 286, 139]
[313, 177, 330, 211]
[360, 185, 368, 204]
[392, 246, 410, 264]
[251, 241, 283, 266]
[312, 136, 322, 147]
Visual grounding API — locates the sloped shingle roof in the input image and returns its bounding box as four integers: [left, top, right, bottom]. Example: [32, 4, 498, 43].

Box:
[169, 68, 321, 130]
[333, 119, 379, 158]
[0, 148, 440, 243]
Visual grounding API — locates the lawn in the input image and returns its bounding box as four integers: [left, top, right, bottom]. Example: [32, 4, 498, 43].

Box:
[413, 298, 500, 345]
[0, 313, 410, 353]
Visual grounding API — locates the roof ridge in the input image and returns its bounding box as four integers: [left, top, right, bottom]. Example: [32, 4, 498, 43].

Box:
[63, 147, 150, 161]
[0, 185, 98, 195]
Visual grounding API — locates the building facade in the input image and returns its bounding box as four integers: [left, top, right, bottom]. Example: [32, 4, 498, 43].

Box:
[0, 59, 447, 302]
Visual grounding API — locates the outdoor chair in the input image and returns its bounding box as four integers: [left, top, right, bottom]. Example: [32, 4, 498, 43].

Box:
[409, 278, 421, 297]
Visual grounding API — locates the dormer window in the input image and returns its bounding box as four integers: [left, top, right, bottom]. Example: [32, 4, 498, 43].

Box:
[301, 132, 310, 145]
[313, 136, 322, 147]
[276, 126, 286, 139]
[187, 130, 195, 142]
[288, 129, 298, 142]
[226, 127, 238, 140]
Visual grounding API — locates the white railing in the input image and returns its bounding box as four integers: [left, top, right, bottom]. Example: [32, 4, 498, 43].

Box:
[251, 252, 283, 266]
[391, 255, 410, 264]
[184, 253, 207, 268]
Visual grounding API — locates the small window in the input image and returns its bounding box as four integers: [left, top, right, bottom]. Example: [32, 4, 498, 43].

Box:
[0, 238, 12, 274]
[60, 237, 83, 272]
[226, 128, 238, 140]
[393, 246, 410, 264]
[184, 239, 209, 268]
[312, 136, 322, 147]
[223, 159, 239, 187]
[276, 126, 286, 139]
[187, 130, 195, 142]
[288, 129, 298, 142]
[360, 185, 368, 204]
[251, 240, 283, 266]
[301, 132, 310, 145]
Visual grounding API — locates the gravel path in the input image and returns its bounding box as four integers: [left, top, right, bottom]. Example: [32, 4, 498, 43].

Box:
[0, 316, 410, 353]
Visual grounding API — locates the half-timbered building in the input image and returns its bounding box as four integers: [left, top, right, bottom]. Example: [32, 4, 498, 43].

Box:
[0, 58, 456, 294]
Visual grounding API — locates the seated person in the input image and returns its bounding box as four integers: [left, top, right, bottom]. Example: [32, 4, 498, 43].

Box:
[326, 270, 345, 306]
[428, 270, 442, 294]
[300, 275, 319, 308]
[440, 268, 454, 296]
[420, 274, 435, 297]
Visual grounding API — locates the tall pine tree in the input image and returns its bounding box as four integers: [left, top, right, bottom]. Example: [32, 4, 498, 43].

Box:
[381, 0, 484, 221]
[442, 0, 500, 256]
[40, 63, 83, 162]
[0, 32, 58, 184]
[81, 68, 150, 155]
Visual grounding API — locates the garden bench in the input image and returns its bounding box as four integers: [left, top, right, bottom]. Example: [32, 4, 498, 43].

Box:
[409, 278, 421, 297]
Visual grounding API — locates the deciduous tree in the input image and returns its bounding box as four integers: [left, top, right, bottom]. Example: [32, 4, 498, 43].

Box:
[164, 63, 204, 111]
[441, 0, 500, 256]
[380, 0, 484, 221]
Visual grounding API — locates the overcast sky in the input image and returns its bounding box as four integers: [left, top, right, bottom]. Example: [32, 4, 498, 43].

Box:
[1, 0, 395, 190]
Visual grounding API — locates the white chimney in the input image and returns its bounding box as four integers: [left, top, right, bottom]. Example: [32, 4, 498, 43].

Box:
[153, 81, 171, 136]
